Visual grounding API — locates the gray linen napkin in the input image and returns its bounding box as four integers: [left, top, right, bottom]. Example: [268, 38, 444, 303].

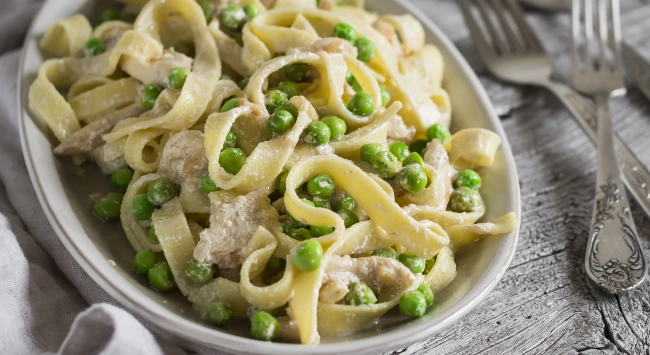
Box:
[0, 1, 225, 354]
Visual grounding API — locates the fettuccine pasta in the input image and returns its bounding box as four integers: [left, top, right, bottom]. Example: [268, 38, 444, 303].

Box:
[29, 0, 517, 344]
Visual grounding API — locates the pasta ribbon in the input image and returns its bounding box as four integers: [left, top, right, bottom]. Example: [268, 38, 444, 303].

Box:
[121, 173, 164, 252]
[39, 14, 92, 57]
[444, 128, 502, 170]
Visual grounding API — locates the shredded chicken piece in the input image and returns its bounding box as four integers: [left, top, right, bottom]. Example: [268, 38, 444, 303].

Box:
[194, 189, 279, 268]
[121, 48, 193, 86]
[288, 38, 358, 57]
[53, 104, 144, 155]
[386, 114, 416, 143]
[157, 130, 208, 184]
[319, 255, 417, 304]
[423, 139, 455, 201]
[373, 20, 403, 57]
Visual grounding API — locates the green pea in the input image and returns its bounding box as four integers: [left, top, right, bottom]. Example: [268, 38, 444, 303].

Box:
[148, 262, 174, 291]
[185, 259, 217, 284]
[278, 81, 299, 98]
[409, 139, 428, 156]
[292, 239, 323, 272]
[447, 186, 482, 213]
[243, 3, 260, 18]
[307, 174, 335, 198]
[346, 71, 363, 92]
[198, 1, 215, 24]
[321, 115, 347, 140]
[147, 178, 175, 206]
[371, 151, 400, 178]
[140, 84, 163, 110]
[110, 166, 134, 191]
[201, 174, 221, 195]
[380, 86, 391, 107]
[165, 67, 189, 90]
[402, 152, 424, 168]
[399, 290, 426, 317]
[274, 102, 298, 118]
[99, 9, 120, 23]
[220, 74, 232, 81]
[83, 37, 105, 57]
[347, 92, 374, 116]
[417, 284, 434, 306]
[148, 226, 159, 243]
[267, 257, 286, 272]
[251, 311, 280, 341]
[223, 131, 237, 150]
[426, 123, 451, 143]
[289, 228, 312, 241]
[220, 4, 245, 29]
[399, 165, 428, 193]
[333, 22, 356, 42]
[133, 250, 156, 274]
[221, 97, 241, 112]
[305, 121, 331, 146]
[312, 196, 330, 209]
[239, 76, 250, 90]
[267, 110, 296, 135]
[333, 194, 355, 211]
[354, 37, 375, 62]
[206, 300, 233, 326]
[132, 193, 156, 220]
[172, 43, 190, 55]
[284, 63, 309, 82]
[373, 247, 398, 260]
[277, 171, 289, 194]
[454, 169, 482, 190]
[423, 256, 437, 275]
[219, 148, 246, 174]
[310, 225, 334, 237]
[345, 282, 377, 306]
[337, 208, 359, 228]
[265, 90, 288, 112]
[93, 193, 123, 221]
[389, 141, 410, 161]
[360, 143, 384, 163]
[398, 252, 425, 274]
[301, 198, 316, 207]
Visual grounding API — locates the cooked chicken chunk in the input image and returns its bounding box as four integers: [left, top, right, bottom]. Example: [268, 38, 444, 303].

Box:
[157, 130, 208, 184]
[53, 104, 144, 155]
[319, 255, 417, 304]
[386, 114, 416, 143]
[423, 139, 455, 201]
[194, 189, 279, 268]
[121, 48, 193, 86]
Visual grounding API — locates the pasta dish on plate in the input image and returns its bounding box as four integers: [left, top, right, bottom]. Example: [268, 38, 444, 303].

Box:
[28, 0, 517, 344]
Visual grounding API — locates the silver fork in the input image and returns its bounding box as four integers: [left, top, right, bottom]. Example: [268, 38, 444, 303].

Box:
[571, 0, 646, 294]
[458, 0, 650, 221]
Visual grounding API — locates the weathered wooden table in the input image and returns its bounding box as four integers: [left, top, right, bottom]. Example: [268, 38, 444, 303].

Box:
[398, 1, 650, 354]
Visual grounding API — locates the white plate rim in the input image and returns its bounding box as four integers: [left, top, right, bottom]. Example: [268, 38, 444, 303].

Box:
[17, 1, 521, 353]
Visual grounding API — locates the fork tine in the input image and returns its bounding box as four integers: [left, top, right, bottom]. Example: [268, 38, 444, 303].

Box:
[597, 0, 608, 70]
[490, 0, 525, 53]
[583, 0, 594, 71]
[571, 0, 582, 71]
[459, 0, 498, 58]
[475, 0, 510, 55]
[611, 0, 623, 68]
[503, 0, 544, 53]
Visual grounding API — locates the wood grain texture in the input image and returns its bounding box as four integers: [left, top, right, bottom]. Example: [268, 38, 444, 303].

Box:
[399, 0, 650, 354]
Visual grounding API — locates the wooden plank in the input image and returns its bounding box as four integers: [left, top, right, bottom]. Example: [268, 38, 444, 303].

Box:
[400, 0, 650, 353]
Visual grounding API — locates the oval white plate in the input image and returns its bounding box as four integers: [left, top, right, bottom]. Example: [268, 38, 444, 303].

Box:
[18, 0, 521, 353]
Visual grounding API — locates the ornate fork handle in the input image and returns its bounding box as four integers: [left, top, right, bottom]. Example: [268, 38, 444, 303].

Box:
[582, 95, 647, 294]
[547, 81, 650, 220]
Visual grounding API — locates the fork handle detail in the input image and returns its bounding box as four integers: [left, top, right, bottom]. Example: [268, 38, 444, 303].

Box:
[547, 82, 650, 221]
[582, 95, 647, 294]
